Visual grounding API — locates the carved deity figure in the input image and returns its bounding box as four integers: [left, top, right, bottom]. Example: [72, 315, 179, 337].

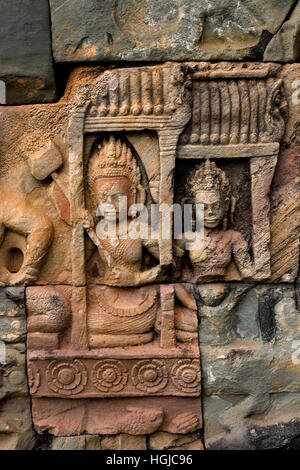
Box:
[85, 135, 164, 287]
[177, 160, 253, 281]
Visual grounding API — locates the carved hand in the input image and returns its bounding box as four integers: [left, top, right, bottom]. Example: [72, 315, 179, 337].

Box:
[150, 264, 167, 282]
[167, 412, 200, 434]
[109, 266, 138, 287]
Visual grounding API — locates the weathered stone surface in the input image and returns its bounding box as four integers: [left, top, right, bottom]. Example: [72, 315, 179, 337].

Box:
[31, 397, 202, 437]
[52, 435, 101, 450]
[270, 125, 300, 283]
[0, 397, 34, 450]
[0, 343, 28, 400]
[200, 284, 300, 450]
[0, 287, 34, 449]
[0, 288, 26, 343]
[101, 434, 146, 450]
[0, 0, 55, 104]
[149, 431, 200, 450]
[264, 1, 300, 63]
[204, 394, 300, 450]
[172, 439, 204, 450]
[50, 0, 295, 62]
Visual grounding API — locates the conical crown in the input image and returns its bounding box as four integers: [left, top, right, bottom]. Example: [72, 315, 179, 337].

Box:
[188, 159, 231, 198]
[88, 135, 141, 187]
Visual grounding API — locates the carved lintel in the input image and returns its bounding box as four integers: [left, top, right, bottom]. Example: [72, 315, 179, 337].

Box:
[177, 143, 279, 159]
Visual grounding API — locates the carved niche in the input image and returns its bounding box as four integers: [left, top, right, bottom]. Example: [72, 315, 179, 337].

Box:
[176, 62, 287, 282]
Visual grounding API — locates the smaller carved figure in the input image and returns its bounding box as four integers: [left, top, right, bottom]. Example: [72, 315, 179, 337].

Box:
[177, 160, 253, 281]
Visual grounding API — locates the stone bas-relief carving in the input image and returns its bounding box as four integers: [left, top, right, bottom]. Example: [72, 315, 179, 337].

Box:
[27, 284, 199, 351]
[27, 284, 201, 435]
[84, 135, 164, 287]
[0, 62, 296, 286]
[0, 61, 298, 449]
[176, 63, 289, 282]
[0, 190, 53, 286]
[176, 160, 253, 282]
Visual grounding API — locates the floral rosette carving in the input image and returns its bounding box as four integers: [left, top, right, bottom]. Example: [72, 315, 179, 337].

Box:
[132, 359, 168, 393]
[91, 360, 128, 392]
[28, 363, 41, 394]
[171, 359, 201, 394]
[46, 360, 87, 396]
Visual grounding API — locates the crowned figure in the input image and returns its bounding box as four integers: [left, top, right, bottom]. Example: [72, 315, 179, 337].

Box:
[177, 159, 253, 281]
[85, 135, 164, 287]
[82, 135, 198, 348]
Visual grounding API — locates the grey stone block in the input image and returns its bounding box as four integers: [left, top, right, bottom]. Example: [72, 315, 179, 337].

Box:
[0, 0, 56, 104]
[49, 0, 295, 63]
[264, 1, 300, 63]
[0, 287, 26, 344]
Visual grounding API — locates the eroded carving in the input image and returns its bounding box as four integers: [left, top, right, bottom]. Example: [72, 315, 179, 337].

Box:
[176, 160, 253, 282]
[0, 190, 53, 285]
[17, 62, 292, 444]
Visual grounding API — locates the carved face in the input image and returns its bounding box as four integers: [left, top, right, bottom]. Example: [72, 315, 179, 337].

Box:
[194, 190, 228, 229]
[93, 177, 135, 222]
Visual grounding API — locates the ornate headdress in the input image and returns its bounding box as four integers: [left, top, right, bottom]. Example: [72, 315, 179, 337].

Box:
[87, 135, 141, 188]
[188, 159, 231, 201]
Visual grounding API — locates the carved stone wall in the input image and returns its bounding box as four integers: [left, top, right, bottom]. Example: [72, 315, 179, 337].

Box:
[0, 2, 299, 451]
